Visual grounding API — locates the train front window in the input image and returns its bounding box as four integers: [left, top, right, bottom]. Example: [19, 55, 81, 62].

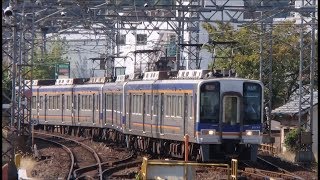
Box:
[223, 96, 240, 125]
[200, 82, 220, 123]
[243, 82, 262, 124]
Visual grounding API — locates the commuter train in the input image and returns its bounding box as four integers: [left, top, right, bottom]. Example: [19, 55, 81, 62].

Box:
[28, 69, 263, 161]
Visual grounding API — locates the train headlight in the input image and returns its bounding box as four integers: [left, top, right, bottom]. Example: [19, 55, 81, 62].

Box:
[245, 130, 260, 136]
[201, 129, 216, 135]
[246, 130, 253, 136]
[208, 130, 215, 135]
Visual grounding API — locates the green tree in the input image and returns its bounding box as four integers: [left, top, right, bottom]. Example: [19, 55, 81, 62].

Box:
[202, 21, 317, 108]
[2, 61, 12, 104]
[26, 38, 68, 79]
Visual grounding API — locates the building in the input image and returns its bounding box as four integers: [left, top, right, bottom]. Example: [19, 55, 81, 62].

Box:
[271, 90, 318, 162]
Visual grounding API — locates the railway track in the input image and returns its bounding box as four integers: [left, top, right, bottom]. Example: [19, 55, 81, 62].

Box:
[239, 156, 304, 179]
[34, 132, 103, 180]
[34, 137, 74, 179]
[102, 153, 144, 179]
[32, 130, 314, 179]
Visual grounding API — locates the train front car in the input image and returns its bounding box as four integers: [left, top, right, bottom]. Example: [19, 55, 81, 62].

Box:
[196, 79, 263, 161]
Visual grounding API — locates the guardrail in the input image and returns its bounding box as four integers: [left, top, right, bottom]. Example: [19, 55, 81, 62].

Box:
[259, 144, 279, 154]
[139, 157, 237, 180]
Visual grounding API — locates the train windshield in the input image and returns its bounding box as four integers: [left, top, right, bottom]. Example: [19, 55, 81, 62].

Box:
[200, 82, 220, 123]
[243, 82, 262, 124]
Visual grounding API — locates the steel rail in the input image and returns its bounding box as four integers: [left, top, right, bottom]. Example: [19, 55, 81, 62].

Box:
[257, 156, 304, 180]
[34, 136, 74, 180]
[34, 132, 103, 180]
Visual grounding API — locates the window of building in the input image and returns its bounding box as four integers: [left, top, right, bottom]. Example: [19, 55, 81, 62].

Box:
[136, 34, 147, 45]
[117, 34, 126, 45]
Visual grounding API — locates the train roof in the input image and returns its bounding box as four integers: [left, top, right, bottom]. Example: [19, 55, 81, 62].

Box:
[28, 69, 262, 87]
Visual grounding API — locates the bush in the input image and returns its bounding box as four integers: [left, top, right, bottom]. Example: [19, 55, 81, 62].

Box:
[284, 128, 305, 152]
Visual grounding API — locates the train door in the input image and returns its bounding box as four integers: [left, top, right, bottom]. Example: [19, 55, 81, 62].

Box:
[44, 94, 47, 122]
[221, 93, 242, 139]
[71, 89, 75, 125]
[77, 94, 80, 124]
[103, 93, 107, 126]
[93, 94, 95, 124]
[159, 93, 164, 135]
[111, 93, 114, 125]
[36, 88, 40, 123]
[183, 93, 188, 135]
[61, 94, 64, 124]
[142, 93, 145, 132]
[127, 93, 132, 130]
[98, 93, 101, 125]
[118, 93, 122, 127]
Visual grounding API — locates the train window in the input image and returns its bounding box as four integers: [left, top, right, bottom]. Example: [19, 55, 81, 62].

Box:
[89, 95, 92, 110]
[200, 82, 220, 123]
[49, 96, 52, 109]
[138, 95, 142, 114]
[172, 96, 176, 117]
[166, 95, 171, 116]
[31, 96, 36, 109]
[189, 95, 193, 119]
[81, 95, 84, 110]
[66, 96, 70, 110]
[106, 94, 112, 110]
[118, 94, 121, 111]
[177, 96, 182, 117]
[52, 96, 56, 109]
[61, 95, 64, 109]
[77, 94, 80, 110]
[97, 94, 100, 111]
[243, 82, 262, 125]
[223, 96, 240, 125]
[153, 95, 158, 115]
[86, 95, 89, 110]
[146, 95, 151, 115]
[132, 95, 135, 113]
[114, 94, 117, 112]
[113, 94, 116, 111]
[74, 95, 77, 109]
[56, 96, 60, 109]
[39, 96, 43, 109]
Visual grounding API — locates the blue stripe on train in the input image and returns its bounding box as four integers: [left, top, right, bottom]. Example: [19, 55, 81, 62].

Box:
[196, 122, 262, 132]
[125, 83, 195, 90]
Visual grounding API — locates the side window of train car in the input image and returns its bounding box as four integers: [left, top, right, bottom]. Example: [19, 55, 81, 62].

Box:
[31, 96, 36, 109]
[81, 95, 85, 110]
[49, 96, 53, 110]
[89, 95, 92, 110]
[95, 94, 98, 111]
[177, 96, 183, 117]
[56, 96, 60, 109]
[146, 94, 151, 116]
[39, 96, 43, 110]
[52, 96, 56, 109]
[106, 94, 112, 110]
[165, 95, 171, 117]
[66, 96, 70, 110]
[73, 95, 77, 109]
[132, 94, 135, 114]
[188, 95, 193, 119]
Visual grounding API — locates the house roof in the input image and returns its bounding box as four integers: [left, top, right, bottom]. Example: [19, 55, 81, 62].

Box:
[271, 90, 318, 116]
